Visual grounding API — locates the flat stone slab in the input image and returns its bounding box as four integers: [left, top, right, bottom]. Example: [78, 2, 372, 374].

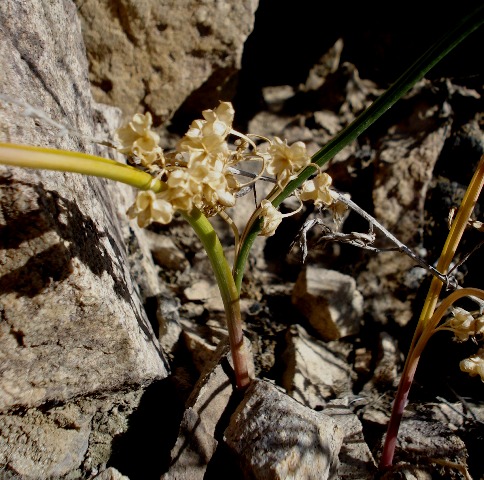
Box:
[283, 324, 355, 409]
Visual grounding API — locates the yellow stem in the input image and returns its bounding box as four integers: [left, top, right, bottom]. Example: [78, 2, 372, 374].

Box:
[415, 154, 484, 342]
[0, 142, 164, 192]
[380, 154, 484, 469]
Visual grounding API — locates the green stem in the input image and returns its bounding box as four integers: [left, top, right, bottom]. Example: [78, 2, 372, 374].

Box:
[0, 142, 251, 389]
[0, 142, 164, 192]
[181, 209, 251, 389]
[233, 3, 484, 292]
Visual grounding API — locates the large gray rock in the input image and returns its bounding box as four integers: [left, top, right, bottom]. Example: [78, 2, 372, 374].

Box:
[75, 0, 259, 121]
[0, 3, 169, 476]
[0, 0, 168, 413]
[224, 379, 343, 480]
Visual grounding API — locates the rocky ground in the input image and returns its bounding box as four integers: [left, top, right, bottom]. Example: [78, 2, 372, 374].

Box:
[1, 1, 483, 479]
[138, 70, 484, 479]
[111, 50, 484, 480]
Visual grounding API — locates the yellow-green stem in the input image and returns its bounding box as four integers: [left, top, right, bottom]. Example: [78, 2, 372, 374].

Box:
[380, 155, 484, 469]
[411, 154, 484, 351]
[0, 142, 251, 389]
[0, 142, 164, 192]
[181, 209, 251, 389]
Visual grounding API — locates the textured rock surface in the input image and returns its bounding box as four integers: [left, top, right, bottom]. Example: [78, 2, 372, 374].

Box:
[362, 332, 404, 392]
[162, 338, 254, 480]
[283, 324, 355, 409]
[0, 388, 145, 478]
[0, 0, 168, 412]
[0, 1, 168, 476]
[75, 0, 259, 122]
[324, 399, 377, 479]
[224, 379, 343, 480]
[0, 402, 93, 478]
[292, 266, 364, 340]
[356, 80, 455, 327]
[1, 1, 483, 478]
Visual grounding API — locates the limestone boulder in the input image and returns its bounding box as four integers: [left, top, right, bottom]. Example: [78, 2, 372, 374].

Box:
[75, 0, 260, 122]
[224, 379, 343, 480]
[0, 0, 168, 411]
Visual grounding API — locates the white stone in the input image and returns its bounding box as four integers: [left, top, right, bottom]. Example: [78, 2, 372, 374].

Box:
[146, 232, 189, 271]
[180, 317, 228, 372]
[184, 279, 224, 311]
[292, 266, 364, 340]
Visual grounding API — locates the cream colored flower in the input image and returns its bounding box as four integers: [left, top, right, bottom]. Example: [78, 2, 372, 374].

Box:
[179, 160, 234, 216]
[177, 102, 234, 167]
[266, 137, 310, 186]
[165, 169, 198, 212]
[259, 200, 283, 237]
[299, 172, 335, 206]
[127, 190, 174, 228]
[118, 103, 329, 232]
[132, 137, 164, 168]
[201, 170, 236, 209]
[460, 347, 484, 382]
[201, 101, 235, 138]
[115, 112, 164, 168]
[447, 307, 480, 342]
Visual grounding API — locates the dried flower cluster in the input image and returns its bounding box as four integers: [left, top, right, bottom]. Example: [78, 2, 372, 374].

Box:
[115, 102, 340, 235]
[442, 307, 484, 381]
[116, 112, 164, 169]
[459, 347, 484, 381]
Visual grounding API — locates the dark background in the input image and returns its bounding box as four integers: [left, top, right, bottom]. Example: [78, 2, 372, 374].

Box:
[233, 0, 483, 122]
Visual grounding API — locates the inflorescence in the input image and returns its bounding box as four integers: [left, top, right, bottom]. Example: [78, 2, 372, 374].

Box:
[115, 101, 340, 234]
[115, 101, 484, 383]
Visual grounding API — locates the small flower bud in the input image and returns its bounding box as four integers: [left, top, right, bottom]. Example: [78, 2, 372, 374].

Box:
[259, 200, 283, 237]
[448, 307, 476, 342]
